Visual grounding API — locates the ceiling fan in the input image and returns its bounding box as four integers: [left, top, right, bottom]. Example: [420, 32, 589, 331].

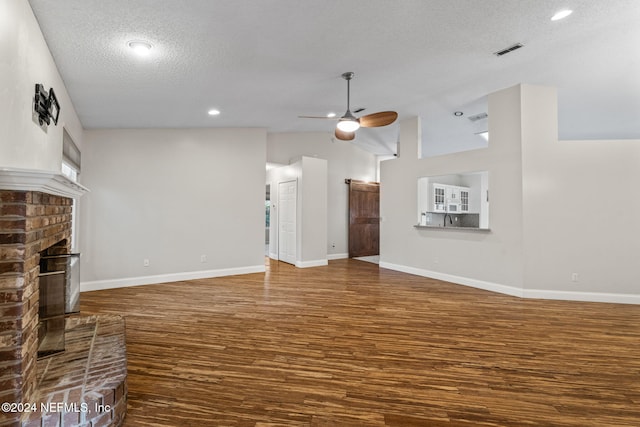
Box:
[299, 72, 398, 141]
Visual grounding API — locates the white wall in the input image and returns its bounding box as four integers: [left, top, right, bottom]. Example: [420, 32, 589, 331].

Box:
[267, 132, 377, 259]
[381, 84, 640, 304]
[520, 85, 640, 299]
[266, 156, 328, 267]
[381, 86, 526, 297]
[79, 128, 267, 290]
[299, 157, 328, 265]
[0, 0, 84, 171]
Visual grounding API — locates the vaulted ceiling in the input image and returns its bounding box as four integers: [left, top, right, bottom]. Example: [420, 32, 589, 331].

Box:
[29, 0, 640, 156]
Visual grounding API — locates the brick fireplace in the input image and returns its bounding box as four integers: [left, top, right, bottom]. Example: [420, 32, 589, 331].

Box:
[1, 169, 128, 427]
[0, 190, 73, 410]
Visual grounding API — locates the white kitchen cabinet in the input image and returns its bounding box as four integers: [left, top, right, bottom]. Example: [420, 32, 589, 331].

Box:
[432, 184, 446, 212]
[460, 189, 469, 212]
[446, 186, 459, 202]
[428, 184, 472, 213]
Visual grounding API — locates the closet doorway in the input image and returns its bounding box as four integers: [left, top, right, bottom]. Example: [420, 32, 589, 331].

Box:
[278, 180, 297, 265]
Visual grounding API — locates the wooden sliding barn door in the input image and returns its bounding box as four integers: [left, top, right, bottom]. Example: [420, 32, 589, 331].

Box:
[347, 179, 380, 258]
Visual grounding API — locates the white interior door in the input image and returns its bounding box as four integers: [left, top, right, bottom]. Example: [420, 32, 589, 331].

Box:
[278, 180, 297, 265]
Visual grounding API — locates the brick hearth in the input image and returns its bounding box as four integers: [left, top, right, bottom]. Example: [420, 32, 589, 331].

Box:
[22, 315, 127, 427]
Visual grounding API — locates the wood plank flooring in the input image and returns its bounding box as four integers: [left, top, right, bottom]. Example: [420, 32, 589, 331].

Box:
[80, 259, 640, 426]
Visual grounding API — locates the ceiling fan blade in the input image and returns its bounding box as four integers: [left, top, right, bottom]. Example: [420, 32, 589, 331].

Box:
[335, 128, 355, 141]
[298, 115, 338, 119]
[359, 111, 398, 127]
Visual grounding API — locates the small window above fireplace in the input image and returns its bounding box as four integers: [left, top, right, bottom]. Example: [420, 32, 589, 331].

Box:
[62, 128, 80, 182]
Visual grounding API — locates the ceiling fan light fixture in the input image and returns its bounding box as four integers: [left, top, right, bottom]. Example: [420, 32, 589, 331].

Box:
[299, 72, 396, 141]
[337, 118, 360, 132]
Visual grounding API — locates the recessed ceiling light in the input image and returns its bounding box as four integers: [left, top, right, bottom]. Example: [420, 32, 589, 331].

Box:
[208, 109, 221, 116]
[127, 41, 152, 56]
[327, 112, 337, 118]
[551, 9, 573, 21]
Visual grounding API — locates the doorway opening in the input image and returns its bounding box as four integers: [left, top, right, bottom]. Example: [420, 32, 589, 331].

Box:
[265, 184, 270, 256]
[278, 180, 297, 265]
[346, 179, 380, 264]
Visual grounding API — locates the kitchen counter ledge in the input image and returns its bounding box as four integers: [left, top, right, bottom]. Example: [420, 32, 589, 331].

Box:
[414, 224, 491, 232]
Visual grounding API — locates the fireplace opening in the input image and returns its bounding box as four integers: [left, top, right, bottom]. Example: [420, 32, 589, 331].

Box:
[38, 241, 80, 359]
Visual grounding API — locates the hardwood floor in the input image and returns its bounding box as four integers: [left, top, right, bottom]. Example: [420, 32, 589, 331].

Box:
[80, 259, 640, 426]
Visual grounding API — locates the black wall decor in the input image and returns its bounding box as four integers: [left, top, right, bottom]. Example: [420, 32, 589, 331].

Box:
[34, 83, 60, 126]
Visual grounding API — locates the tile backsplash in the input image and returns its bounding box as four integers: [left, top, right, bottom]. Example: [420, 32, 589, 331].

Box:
[421, 212, 480, 228]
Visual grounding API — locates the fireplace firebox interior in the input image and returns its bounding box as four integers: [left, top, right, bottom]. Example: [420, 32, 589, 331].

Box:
[37, 244, 80, 358]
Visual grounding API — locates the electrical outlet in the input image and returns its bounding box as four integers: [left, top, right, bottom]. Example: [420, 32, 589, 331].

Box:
[200, 254, 207, 263]
[571, 273, 579, 282]
[143, 259, 150, 267]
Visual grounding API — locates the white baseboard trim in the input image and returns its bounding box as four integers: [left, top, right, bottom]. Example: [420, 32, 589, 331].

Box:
[269, 252, 278, 260]
[327, 253, 349, 260]
[81, 264, 266, 292]
[379, 262, 640, 304]
[523, 289, 640, 305]
[380, 262, 523, 298]
[295, 259, 329, 268]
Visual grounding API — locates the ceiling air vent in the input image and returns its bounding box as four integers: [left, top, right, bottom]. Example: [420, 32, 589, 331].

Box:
[493, 43, 524, 57]
[468, 112, 488, 122]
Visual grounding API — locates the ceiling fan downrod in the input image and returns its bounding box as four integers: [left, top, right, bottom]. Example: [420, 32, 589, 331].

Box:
[338, 72, 360, 132]
[342, 72, 354, 114]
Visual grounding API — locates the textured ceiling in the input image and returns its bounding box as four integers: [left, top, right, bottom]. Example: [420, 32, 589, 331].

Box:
[28, 0, 640, 155]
